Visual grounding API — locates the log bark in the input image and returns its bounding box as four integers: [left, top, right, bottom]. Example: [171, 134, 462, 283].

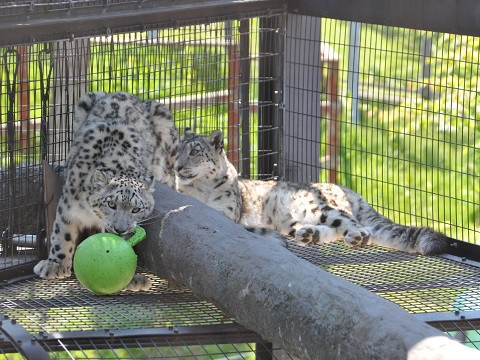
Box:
[138, 183, 479, 360]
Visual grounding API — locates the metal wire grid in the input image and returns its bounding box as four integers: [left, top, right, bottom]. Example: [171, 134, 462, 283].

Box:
[283, 16, 480, 244]
[0, 10, 283, 272]
[40, 333, 285, 359]
[0, 43, 50, 270]
[0, 7, 479, 356]
[2, 245, 480, 356]
[0, 271, 233, 334]
[428, 319, 480, 351]
[287, 241, 480, 349]
[0, 269, 295, 359]
[288, 240, 480, 314]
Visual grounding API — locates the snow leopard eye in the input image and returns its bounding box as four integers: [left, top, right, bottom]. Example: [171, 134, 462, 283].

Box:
[107, 201, 117, 210]
[189, 149, 199, 156]
[132, 207, 140, 214]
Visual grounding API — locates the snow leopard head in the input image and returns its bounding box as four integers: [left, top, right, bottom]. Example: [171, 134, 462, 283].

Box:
[89, 170, 155, 235]
[175, 129, 225, 184]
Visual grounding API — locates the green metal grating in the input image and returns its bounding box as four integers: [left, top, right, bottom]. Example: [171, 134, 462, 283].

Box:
[0, 269, 233, 335]
[1, 244, 480, 356]
[288, 241, 480, 315]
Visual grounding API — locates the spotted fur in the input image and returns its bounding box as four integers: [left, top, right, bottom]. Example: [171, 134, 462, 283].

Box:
[176, 129, 450, 255]
[34, 92, 179, 290]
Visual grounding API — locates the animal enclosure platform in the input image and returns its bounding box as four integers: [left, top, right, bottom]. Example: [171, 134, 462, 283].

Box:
[0, 242, 480, 358]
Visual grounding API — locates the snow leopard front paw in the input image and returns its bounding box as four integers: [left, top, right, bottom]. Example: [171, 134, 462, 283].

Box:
[34, 259, 72, 279]
[295, 225, 339, 246]
[123, 274, 152, 292]
[344, 228, 371, 247]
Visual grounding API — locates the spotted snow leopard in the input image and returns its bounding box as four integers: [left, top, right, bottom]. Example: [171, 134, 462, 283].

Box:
[34, 92, 178, 290]
[175, 129, 450, 255]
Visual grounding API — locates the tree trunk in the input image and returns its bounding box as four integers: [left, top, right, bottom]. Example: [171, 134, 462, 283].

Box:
[138, 183, 478, 360]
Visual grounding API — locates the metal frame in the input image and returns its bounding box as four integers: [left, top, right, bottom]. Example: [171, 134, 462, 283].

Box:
[0, 270, 284, 359]
[257, 13, 284, 179]
[0, 0, 284, 46]
[287, 0, 480, 36]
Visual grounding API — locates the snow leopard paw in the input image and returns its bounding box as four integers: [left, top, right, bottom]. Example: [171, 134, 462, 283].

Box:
[34, 259, 72, 279]
[124, 274, 152, 292]
[295, 225, 338, 246]
[344, 228, 371, 247]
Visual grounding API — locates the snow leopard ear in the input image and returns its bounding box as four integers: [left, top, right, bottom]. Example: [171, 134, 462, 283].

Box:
[93, 169, 112, 188]
[143, 172, 155, 188]
[180, 128, 196, 142]
[209, 130, 224, 150]
[74, 92, 107, 134]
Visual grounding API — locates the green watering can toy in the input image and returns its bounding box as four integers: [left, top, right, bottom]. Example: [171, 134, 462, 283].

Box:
[73, 226, 146, 295]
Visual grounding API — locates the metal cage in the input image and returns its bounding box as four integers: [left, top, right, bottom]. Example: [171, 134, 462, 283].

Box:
[1, 0, 480, 358]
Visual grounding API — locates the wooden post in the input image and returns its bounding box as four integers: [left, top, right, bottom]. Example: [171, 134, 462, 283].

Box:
[322, 43, 341, 184]
[49, 38, 90, 165]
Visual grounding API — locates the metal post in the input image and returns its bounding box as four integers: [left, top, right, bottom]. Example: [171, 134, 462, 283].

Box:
[258, 15, 280, 179]
[348, 22, 361, 124]
[226, 21, 240, 169]
[50, 38, 90, 165]
[283, 14, 322, 183]
[3, 48, 19, 257]
[255, 342, 273, 360]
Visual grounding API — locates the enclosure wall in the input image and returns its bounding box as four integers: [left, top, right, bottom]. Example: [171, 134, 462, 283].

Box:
[283, 14, 480, 244]
[0, 8, 284, 271]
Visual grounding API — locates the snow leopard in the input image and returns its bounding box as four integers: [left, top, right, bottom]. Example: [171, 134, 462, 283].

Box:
[175, 129, 450, 255]
[34, 91, 179, 291]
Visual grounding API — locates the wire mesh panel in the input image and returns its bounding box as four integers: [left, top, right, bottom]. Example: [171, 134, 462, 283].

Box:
[428, 319, 480, 351]
[0, 10, 283, 273]
[283, 15, 480, 244]
[40, 335, 283, 360]
[0, 269, 293, 359]
[1, 2, 480, 356]
[289, 241, 480, 314]
[288, 240, 480, 350]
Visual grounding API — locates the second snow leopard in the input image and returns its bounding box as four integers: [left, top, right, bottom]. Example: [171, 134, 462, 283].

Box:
[176, 129, 449, 255]
[34, 92, 178, 290]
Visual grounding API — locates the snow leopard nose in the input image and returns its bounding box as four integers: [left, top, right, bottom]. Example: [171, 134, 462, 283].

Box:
[114, 226, 129, 234]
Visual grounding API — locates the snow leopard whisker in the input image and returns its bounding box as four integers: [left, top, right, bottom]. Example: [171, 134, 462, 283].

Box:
[139, 212, 163, 225]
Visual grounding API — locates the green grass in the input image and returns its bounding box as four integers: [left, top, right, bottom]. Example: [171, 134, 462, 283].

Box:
[320, 19, 480, 242]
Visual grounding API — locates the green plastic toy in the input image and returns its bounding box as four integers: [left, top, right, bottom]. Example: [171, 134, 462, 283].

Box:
[73, 226, 146, 295]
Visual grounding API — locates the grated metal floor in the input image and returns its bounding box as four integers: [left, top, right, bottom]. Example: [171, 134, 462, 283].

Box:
[0, 269, 288, 359]
[1, 242, 480, 358]
[288, 241, 480, 351]
[288, 241, 480, 314]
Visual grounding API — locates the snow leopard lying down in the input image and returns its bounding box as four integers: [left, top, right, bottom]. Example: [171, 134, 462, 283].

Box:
[175, 129, 450, 255]
[34, 92, 178, 291]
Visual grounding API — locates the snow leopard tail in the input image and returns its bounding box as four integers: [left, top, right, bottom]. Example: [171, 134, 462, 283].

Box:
[342, 187, 450, 255]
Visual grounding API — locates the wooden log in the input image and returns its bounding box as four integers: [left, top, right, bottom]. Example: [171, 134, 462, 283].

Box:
[138, 183, 479, 360]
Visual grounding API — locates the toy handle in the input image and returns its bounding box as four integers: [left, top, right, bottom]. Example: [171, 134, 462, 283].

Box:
[127, 226, 146, 247]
